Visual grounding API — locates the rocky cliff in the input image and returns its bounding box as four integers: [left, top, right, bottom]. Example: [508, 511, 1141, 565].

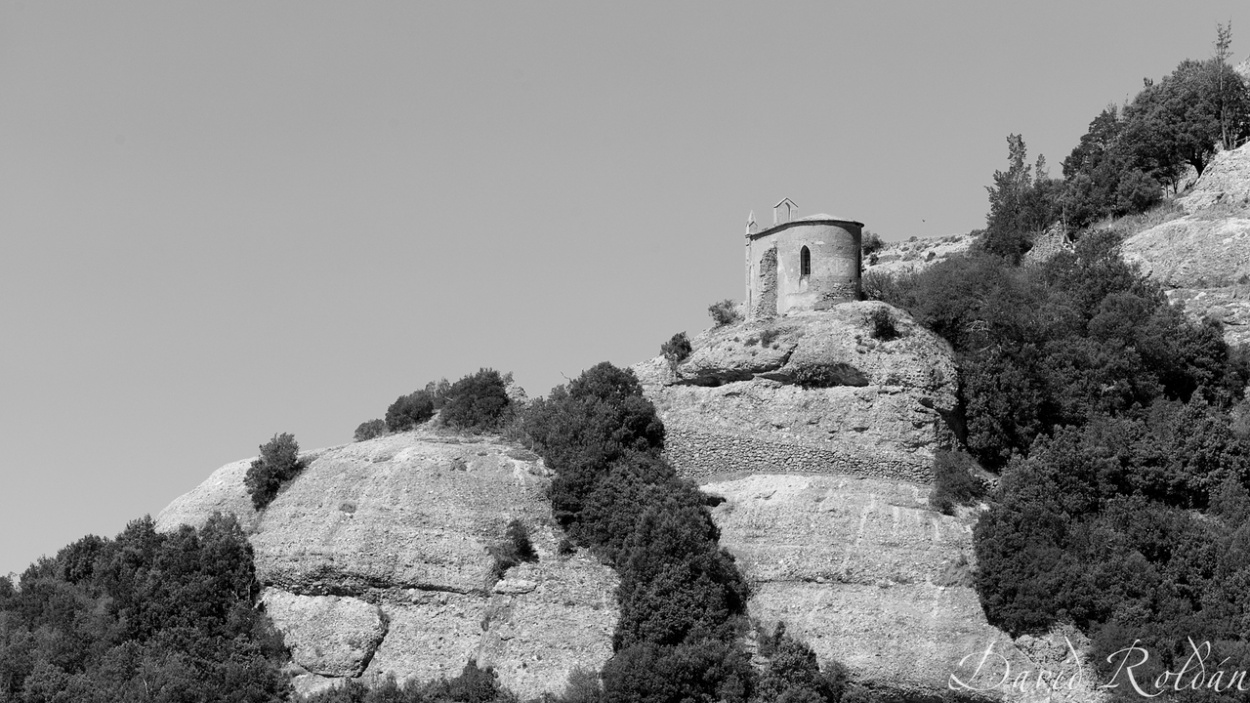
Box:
[1122, 141, 1250, 346]
[635, 304, 1100, 703]
[634, 302, 958, 484]
[156, 431, 616, 698]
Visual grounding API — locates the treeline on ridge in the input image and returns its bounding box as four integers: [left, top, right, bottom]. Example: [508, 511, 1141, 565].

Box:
[863, 31, 1250, 700]
[978, 24, 1250, 262]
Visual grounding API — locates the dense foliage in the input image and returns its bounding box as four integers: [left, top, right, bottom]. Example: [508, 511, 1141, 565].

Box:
[522, 362, 843, 703]
[386, 390, 437, 431]
[364, 371, 513, 440]
[0, 514, 290, 702]
[244, 433, 305, 510]
[707, 300, 740, 327]
[354, 418, 388, 442]
[301, 663, 510, 703]
[877, 231, 1247, 470]
[862, 31, 1250, 700]
[439, 368, 512, 432]
[980, 32, 1250, 256]
[928, 449, 984, 515]
[660, 332, 692, 372]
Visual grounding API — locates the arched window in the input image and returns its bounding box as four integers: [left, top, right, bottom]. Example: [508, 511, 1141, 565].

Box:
[800, 246, 811, 277]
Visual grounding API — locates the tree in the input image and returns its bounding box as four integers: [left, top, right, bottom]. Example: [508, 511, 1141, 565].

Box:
[1121, 55, 1250, 183]
[244, 433, 304, 510]
[439, 368, 512, 432]
[354, 418, 387, 441]
[385, 390, 436, 432]
[981, 135, 1061, 263]
[660, 332, 692, 372]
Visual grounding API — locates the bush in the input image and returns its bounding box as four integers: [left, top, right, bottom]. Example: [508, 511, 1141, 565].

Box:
[386, 390, 436, 432]
[789, 363, 869, 389]
[354, 418, 387, 442]
[861, 229, 884, 256]
[488, 519, 538, 582]
[928, 449, 985, 515]
[0, 515, 290, 700]
[866, 306, 900, 341]
[440, 368, 513, 432]
[661, 332, 692, 371]
[860, 268, 921, 307]
[756, 623, 847, 703]
[708, 299, 740, 326]
[244, 433, 304, 510]
[521, 363, 665, 529]
[425, 378, 452, 408]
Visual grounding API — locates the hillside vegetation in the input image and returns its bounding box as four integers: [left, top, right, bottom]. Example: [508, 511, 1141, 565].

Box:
[7, 29, 1250, 703]
[861, 30, 1250, 702]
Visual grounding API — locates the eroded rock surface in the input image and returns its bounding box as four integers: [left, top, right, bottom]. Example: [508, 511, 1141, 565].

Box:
[261, 591, 385, 678]
[156, 431, 617, 698]
[635, 302, 958, 484]
[639, 308, 1100, 702]
[1122, 141, 1250, 346]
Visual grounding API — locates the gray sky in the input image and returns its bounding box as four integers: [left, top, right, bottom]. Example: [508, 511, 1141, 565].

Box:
[3, 1, 1248, 576]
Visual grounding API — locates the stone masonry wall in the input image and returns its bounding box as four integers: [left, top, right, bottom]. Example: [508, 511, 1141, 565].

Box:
[752, 247, 778, 320]
[662, 426, 933, 484]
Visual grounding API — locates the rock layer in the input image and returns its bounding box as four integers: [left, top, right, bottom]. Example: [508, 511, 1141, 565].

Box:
[156, 431, 617, 698]
[636, 301, 958, 484]
[639, 308, 1101, 703]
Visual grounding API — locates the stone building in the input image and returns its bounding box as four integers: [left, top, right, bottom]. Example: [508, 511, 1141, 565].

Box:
[745, 200, 864, 320]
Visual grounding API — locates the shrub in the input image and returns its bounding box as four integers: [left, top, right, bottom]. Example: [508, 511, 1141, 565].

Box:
[860, 268, 921, 307]
[440, 368, 513, 432]
[789, 363, 869, 389]
[521, 363, 665, 528]
[488, 519, 538, 582]
[861, 229, 885, 256]
[661, 332, 693, 371]
[758, 328, 780, 347]
[866, 306, 901, 340]
[600, 640, 755, 703]
[756, 623, 847, 703]
[244, 433, 304, 510]
[424, 378, 452, 408]
[928, 449, 985, 515]
[354, 418, 387, 442]
[708, 299, 740, 326]
[385, 390, 436, 432]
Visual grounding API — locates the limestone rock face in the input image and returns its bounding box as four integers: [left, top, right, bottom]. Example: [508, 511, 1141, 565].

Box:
[156, 431, 617, 698]
[261, 591, 385, 678]
[636, 302, 957, 484]
[637, 308, 1101, 703]
[1122, 141, 1250, 346]
[703, 474, 1068, 699]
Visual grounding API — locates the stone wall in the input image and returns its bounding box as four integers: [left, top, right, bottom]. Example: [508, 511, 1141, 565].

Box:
[662, 426, 933, 485]
[746, 218, 862, 319]
[752, 247, 778, 320]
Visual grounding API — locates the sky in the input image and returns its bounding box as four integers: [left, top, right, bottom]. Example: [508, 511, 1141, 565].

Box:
[3, 1, 1250, 577]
